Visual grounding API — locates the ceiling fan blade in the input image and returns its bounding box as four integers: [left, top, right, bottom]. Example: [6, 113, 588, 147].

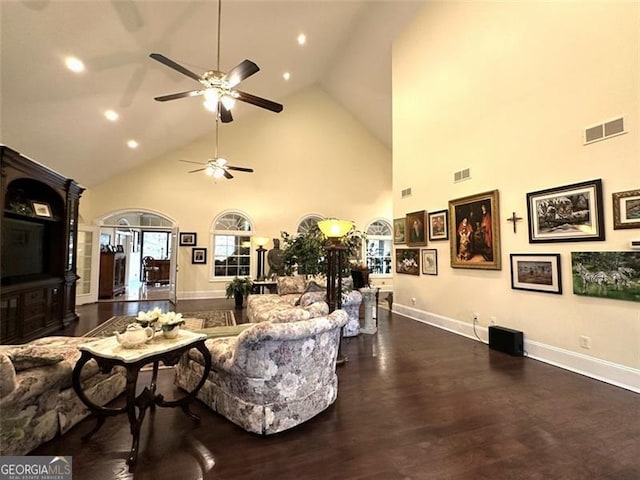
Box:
[223, 59, 260, 87]
[227, 166, 254, 173]
[219, 102, 233, 123]
[235, 90, 284, 113]
[179, 159, 207, 165]
[149, 53, 202, 83]
[154, 90, 203, 102]
[188, 168, 207, 173]
[223, 170, 234, 179]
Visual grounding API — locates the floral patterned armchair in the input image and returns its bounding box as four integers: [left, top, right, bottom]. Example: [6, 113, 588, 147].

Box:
[175, 309, 348, 435]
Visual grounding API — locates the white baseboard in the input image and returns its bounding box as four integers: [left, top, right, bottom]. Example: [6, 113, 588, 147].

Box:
[393, 303, 640, 394]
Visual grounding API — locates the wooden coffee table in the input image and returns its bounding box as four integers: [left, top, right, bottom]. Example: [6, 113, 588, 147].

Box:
[72, 330, 211, 472]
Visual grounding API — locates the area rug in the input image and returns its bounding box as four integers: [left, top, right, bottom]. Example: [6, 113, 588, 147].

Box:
[86, 310, 236, 338]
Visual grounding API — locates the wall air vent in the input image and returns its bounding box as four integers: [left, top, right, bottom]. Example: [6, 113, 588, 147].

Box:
[454, 168, 471, 183]
[584, 116, 626, 145]
[401, 187, 412, 199]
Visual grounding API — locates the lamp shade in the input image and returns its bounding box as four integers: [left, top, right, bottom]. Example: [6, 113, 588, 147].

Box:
[254, 237, 270, 247]
[318, 219, 353, 238]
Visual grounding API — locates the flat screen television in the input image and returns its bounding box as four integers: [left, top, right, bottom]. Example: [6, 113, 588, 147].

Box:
[1, 217, 49, 284]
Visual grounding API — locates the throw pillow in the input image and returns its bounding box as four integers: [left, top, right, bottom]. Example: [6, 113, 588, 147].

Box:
[0, 353, 17, 399]
[294, 279, 326, 306]
[1, 346, 64, 372]
[276, 276, 307, 295]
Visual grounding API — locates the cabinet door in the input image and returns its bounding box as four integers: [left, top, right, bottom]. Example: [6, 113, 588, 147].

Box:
[76, 226, 100, 305]
[0, 295, 20, 343]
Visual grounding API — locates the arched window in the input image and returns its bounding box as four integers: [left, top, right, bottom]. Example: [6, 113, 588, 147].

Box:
[212, 212, 252, 278]
[297, 214, 325, 235]
[365, 220, 392, 275]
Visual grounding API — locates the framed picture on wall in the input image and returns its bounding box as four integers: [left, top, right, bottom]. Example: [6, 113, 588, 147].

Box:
[395, 248, 420, 275]
[449, 190, 501, 270]
[393, 218, 406, 244]
[405, 210, 427, 246]
[421, 249, 438, 275]
[571, 251, 640, 302]
[192, 247, 207, 264]
[510, 253, 562, 294]
[180, 232, 197, 246]
[428, 209, 449, 241]
[526, 179, 604, 243]
[612, 188, 640, 230]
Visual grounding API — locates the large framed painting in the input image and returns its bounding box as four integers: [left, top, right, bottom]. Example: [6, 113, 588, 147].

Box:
[526, 179, 604, 243]
[612, 189, 640, 230]
[448, 190, 501, 270]
[393, 218, 406, 244]
[395, 248, 420, 275]
[405, 210, 427, 246]
[571, 251, 640, 302]
[428, 209, 449, 241]
[510, 253, 562, 294]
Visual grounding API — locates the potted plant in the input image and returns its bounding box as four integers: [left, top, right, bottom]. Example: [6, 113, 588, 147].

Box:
[225, 276, 254, 308]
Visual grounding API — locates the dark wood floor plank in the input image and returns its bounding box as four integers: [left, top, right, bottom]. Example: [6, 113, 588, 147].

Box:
[31, 299, 639, 479]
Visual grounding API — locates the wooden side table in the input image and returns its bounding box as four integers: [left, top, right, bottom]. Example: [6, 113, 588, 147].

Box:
[72, 330, 211, 472]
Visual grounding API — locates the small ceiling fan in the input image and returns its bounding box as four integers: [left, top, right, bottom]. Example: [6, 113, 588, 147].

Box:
[179, 119, 253, 180]
[149, 0, 283, 123]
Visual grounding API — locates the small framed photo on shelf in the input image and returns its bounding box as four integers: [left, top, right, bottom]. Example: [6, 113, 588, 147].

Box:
[428, 209, 449, 241]
[180, 232, 197, 246]
[612, 189, 640, 230]
[192, 247, 207, 264]
[510, 253, 562, 294]
[31, 201, 52, 218]
[421, 249, 438, 275]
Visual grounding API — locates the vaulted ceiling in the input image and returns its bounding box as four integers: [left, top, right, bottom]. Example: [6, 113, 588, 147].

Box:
[0, 1, 423, 187]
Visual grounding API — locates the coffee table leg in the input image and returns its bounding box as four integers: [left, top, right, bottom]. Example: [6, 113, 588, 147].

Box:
[125, 367, 141, 471]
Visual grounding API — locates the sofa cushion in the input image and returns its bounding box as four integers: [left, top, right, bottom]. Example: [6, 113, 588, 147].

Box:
[276, 276, 307, 295]
[0, 353, 17, 399]
[0, 346, 64, 372]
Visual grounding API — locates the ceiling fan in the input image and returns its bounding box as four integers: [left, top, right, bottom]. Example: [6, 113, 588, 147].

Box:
[149, 0, 283, 123]
[179, 119, 253, 180]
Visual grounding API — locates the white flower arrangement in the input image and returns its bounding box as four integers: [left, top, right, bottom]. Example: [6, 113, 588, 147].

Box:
[136, 308, 184, 330]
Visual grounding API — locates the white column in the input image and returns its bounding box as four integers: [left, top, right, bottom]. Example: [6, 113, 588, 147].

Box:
[359, 287, 379, 334]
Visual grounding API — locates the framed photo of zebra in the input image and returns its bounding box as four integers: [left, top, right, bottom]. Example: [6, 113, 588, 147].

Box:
[510, 254, 562, 294]
[526, 179, 605, 243]
[571, 251, 640, 303]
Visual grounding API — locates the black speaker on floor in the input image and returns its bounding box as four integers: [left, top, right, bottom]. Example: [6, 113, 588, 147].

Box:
[488, 326, 524, 356]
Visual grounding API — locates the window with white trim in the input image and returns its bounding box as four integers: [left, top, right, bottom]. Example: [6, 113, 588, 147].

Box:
[212, 212, 252, 278]
[365, 220, 392, 275]
[297, 214, 325, 235]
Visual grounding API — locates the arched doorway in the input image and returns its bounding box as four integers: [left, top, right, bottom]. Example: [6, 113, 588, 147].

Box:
[98, 209, 178, 303]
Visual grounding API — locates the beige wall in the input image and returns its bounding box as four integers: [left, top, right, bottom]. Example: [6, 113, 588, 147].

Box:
[393, 2, 640, 388]
[82, 85, 393, 296]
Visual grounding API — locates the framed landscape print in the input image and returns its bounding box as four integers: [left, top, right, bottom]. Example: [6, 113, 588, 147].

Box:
[180, 232, 197, 246]
[612, 189, 640, 229]
[192, 247, 207, 264]
[571, 251, 640, 302]
[428, 209, 449, 241]
[395, 248, 420, 275]
[32, 201, 52, 218]
[421, 249, 438, 275]
[510, 254, 562, 294]
[448, 190, 501, 270]
[526, 179, 604, 243]
[405, 210, 427, 246]
[393, 218, 406, 244]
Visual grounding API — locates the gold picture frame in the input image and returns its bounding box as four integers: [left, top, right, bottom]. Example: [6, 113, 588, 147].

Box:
[449, 190, 501, 270]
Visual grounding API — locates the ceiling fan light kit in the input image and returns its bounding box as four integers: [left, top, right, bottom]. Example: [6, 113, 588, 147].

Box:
[150, 0, 281, 180]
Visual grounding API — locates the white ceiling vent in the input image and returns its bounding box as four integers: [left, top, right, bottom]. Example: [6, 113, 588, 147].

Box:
[584, 116, 626, 145]
[401, 187, 412, 199]
[454, 168, 471, 183]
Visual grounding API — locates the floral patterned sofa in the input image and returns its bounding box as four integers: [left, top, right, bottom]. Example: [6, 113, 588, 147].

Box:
[247, 275, 361, 337]
[175, 309, 348, 435]
[0, 336, 126, 456]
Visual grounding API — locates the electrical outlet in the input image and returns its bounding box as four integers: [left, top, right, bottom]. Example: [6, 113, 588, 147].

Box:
[580, 336, 591, 349]
[472, 312, 480, 323]
[490, 316, 497, 325]
[411, 297, 416, 305]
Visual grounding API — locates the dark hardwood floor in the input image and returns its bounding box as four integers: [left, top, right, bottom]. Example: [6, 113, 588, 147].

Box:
[35, 299, 639, 479]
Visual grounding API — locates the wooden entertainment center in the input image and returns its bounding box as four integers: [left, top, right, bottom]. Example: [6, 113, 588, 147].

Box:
[1, 147, 83, 344]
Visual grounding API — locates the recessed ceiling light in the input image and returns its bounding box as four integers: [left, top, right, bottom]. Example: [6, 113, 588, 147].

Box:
[104, 110, 119, 121]
[127, 140, 139, 149]
[283, 72, 291, 81]
[65, 56, 85, 73]
[297, 33, 306, 46]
